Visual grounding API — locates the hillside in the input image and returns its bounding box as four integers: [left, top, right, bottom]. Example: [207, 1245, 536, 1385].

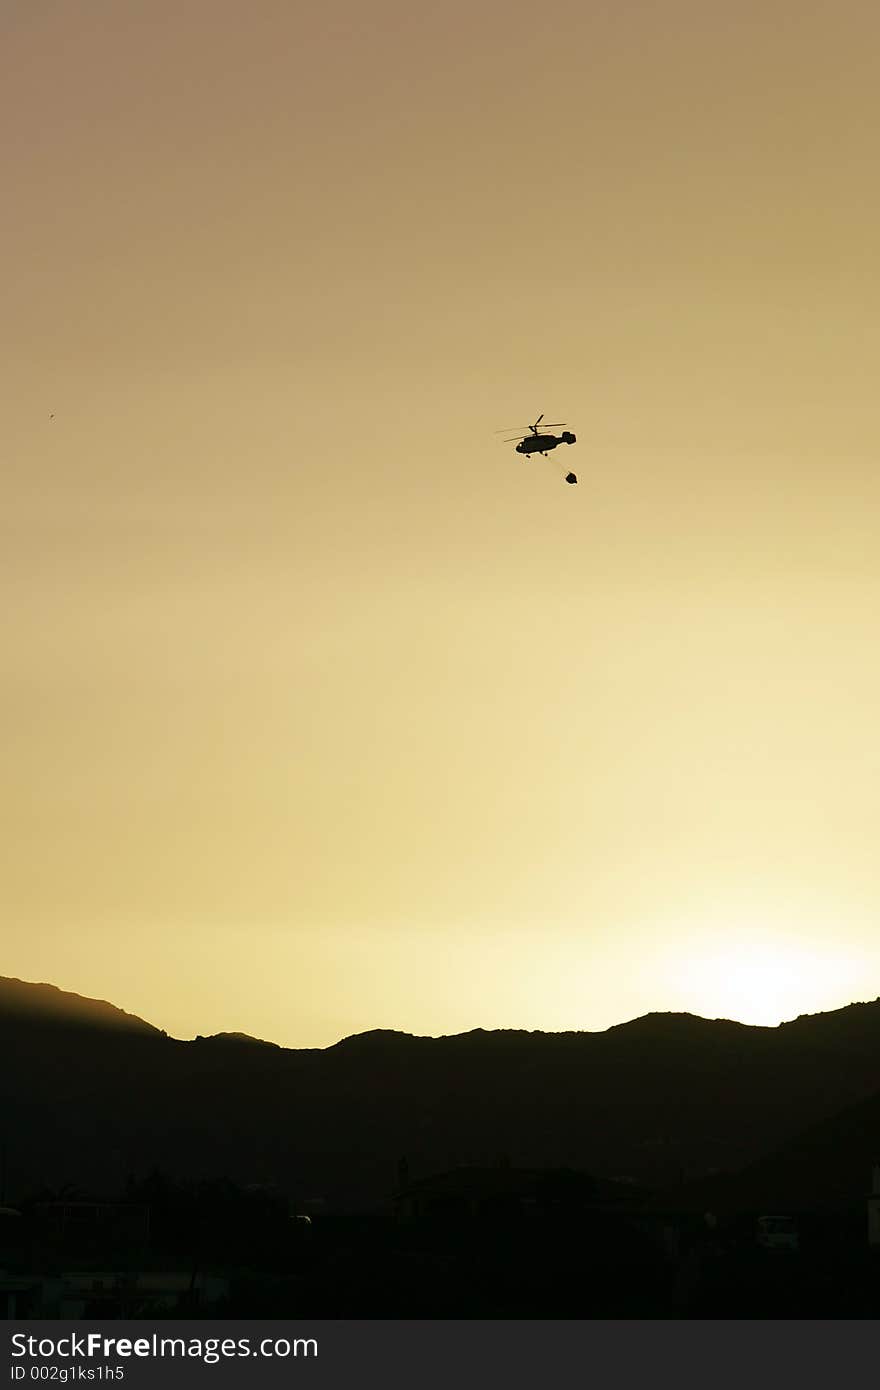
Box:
[682, 1085, 880, 1212]
[0, 976, 161, 1035]
[3, 976, 880, 1208]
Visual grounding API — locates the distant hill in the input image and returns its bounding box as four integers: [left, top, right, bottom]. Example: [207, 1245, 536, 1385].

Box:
[2, 975, 880, 1210]
[0, 976, 160, 1035]
[197, 1032, 280, 1048]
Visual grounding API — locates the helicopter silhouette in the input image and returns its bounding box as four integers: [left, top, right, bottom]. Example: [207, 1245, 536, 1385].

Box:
[497, 414, 577, 483]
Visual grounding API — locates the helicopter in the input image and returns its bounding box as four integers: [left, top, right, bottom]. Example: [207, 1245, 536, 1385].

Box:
[497, 414, 577, 483]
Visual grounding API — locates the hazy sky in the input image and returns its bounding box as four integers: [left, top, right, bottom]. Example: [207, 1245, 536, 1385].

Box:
[5, 0, 880, 1045]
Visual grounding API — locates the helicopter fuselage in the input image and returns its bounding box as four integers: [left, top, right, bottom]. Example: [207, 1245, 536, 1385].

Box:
[516, 431, 576, 455]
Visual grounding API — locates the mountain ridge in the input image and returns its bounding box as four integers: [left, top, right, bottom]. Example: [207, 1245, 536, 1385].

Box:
[0, 975, 161, 1036]
[3, 973, 880, 1207]
[3, 973, 877, 1050]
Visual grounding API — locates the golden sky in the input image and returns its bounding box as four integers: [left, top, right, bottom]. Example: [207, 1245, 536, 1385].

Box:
[4, 0, 880, 1045]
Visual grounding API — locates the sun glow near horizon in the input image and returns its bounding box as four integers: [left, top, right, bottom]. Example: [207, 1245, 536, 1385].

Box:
[662, 933, 869, 1028]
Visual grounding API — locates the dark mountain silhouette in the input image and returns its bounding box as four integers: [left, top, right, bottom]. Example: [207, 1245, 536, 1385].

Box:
[0, 976, 159, 1035]
[681, 1084, 880, 1213]
[3, 975, 880, 1210]
[197, 1032, 280, 1048]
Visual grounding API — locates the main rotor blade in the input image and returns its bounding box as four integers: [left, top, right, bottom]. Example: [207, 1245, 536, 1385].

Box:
[495, 418, 567, 434]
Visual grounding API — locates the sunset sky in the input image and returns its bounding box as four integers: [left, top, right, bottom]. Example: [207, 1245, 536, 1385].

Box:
[5, 0, 880, 1046]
